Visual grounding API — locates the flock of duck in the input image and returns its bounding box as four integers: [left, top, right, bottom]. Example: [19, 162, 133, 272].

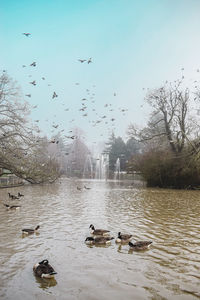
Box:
[86, 224, 152, 250]
[3, 193, 152, 280]
[34, 224, 152, 279]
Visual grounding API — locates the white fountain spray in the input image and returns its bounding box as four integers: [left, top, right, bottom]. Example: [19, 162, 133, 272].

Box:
[114, 157, 120, 181]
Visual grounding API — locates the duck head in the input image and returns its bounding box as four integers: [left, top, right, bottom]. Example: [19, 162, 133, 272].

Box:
[85, 237, 94, 245]
[89, 224, 95, 233]
[39, 259, 49, 265]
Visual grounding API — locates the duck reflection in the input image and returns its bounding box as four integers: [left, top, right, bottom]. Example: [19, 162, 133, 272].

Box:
[21, 232, 40, 238]
[35, 276, 57, 289]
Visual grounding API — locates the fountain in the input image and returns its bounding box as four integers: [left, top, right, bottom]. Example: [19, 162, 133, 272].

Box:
[114, 158, 120, 181]
[95, 153, 109, 180]
[83, 154, 94, 179]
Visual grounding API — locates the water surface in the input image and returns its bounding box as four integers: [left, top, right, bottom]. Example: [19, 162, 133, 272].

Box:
[0, 178, 200, 300]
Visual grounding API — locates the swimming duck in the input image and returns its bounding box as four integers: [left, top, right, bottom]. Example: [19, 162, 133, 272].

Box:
[18, 192, 24, 197]
[115, 232, 132, 243]
[84, 185, 91, 190]
[129, 241, 152, 251]
[4, 204, 21, 210]
[22, 225, 40, 235]
[85, 236, 114, 245]
[33, 260, 57, 278]
[89, 224, 110, 236]
[8, 193, 19, 200]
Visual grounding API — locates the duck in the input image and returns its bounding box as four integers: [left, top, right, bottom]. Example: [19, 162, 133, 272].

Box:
[115, 232, 132, 243]
[18, 192, 24, 197]
[4, 204, 21, 210]
[22, 225, 40, 235]
[85, 236, 114, 245]
[129, 241, 152, 251]
[84, 185, 91, 190]
[33, 260, 57, 278]
[8, 193, 19, 200]
[89, 224, 110, 236]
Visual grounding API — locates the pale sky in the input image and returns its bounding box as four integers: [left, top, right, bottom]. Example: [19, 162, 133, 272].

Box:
[1, 0, 200, 144]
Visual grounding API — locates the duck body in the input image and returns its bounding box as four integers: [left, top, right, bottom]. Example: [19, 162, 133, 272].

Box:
[33, 260, 57, 278]
[116, 232, 132, 243]
[89, 224, 110, 236]
[129, 241, 152, 250]
[85, 236, 114, 245]
[22, 225, 40, 235]
[4, 204, 21, 210]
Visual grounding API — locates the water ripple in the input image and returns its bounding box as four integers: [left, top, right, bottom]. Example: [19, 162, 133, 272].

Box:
[0, 179, 200, 299]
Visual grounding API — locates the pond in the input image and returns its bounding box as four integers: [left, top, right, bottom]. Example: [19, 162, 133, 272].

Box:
[0, 178, 200, 299]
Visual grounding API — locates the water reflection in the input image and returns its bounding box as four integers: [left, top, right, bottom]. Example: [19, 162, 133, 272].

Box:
[35, 276, 57, 289]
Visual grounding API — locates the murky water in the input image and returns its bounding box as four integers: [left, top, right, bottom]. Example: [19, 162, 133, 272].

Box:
[0, 178, 200, 300]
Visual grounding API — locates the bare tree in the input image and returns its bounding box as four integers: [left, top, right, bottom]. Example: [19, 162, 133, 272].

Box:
[0, 72, 60, 183]
[128, 79, 198, 155]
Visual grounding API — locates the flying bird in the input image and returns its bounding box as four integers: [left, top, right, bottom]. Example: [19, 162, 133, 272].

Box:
[78, 59, 86, 63]
[50, 139, 56, 143]
[30, 80, 36, 86]
[23, 33, 31, 37]
[30, 62, 36, 67]
[25, 94, 31, 97]
[52, 92, 58, 99]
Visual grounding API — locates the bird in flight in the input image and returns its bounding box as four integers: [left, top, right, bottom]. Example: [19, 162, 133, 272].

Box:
[78, 59, 86, 63]
[30, 62, 36, 67]
[42, 77, 45, 80]
[52, 124, 59, 129]
[30, 80, 36, 86]
[25, 94, 31, 97]
[88, 58, 92, 64]
[23, 33, 31, 37]
[52, 92, 58, 99]
[50, 139, 56, 143]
